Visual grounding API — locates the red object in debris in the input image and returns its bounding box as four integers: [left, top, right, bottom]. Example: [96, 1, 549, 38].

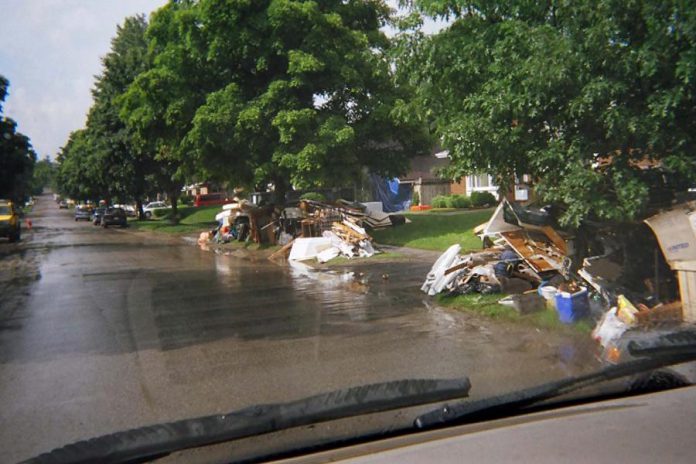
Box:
[410, 205, 432, 211]
[26, 218, 32, 230]
[194, 193, 229, 207]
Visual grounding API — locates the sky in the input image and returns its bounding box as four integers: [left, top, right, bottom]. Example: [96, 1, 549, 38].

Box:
[0, 1, 446, 160]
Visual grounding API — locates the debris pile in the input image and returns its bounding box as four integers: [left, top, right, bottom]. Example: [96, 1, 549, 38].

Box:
[288, 219, 377, 263]
[423, 198, 689, 354]
[202, 197, 405, 263]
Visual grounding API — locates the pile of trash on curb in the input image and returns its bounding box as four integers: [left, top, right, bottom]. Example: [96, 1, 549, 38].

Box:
[422, 198, 693, 362]
[282, 200, 390, 264]
[199, 196, 406, 264]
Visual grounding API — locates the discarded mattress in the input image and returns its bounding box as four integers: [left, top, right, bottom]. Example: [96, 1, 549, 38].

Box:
[288, 237, 333, 262]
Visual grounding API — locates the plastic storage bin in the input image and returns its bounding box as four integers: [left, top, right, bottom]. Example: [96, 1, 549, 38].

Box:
[555, 287, 589, 323]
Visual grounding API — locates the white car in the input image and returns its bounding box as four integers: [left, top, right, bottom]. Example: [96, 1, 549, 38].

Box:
[142, 201, 170, 219]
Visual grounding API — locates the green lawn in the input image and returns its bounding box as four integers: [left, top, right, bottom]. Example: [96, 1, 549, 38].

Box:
[436, 293, 593, 333]
[128, 205, 220, 234]
[371, 209, 493, 252]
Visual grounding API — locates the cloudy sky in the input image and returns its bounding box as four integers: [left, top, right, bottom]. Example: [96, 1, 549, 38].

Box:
[0, 0, 166, 159]
[0, 1, 444, 160]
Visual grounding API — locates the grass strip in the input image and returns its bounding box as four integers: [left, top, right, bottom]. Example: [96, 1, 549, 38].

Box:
[436, 293, 593, 334]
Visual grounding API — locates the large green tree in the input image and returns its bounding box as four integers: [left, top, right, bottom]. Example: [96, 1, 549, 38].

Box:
[0, 75, 36, 202]
[120, 0, 430, 207]
[118, 1, 207, 219]
[399, 0, 696, 226]
[86, 15, 155, 216]
[56, 16, 165, 213]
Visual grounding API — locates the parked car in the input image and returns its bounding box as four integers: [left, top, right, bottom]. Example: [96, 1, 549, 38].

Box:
[142, 201, 169, 219]
[74, 205, 92, 221]
[101, 207, 127, 228]
[92, 207, 106, 225]
[58, 200, 68, 209]
[0, 200, 21, 242]
[120, 205, 137, 217]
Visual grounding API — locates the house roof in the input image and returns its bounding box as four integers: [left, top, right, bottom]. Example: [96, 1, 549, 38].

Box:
[401, 154, 450, 182]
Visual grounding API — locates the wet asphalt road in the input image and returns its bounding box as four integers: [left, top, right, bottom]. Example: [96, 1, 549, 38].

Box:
[0, 195, 598, 462]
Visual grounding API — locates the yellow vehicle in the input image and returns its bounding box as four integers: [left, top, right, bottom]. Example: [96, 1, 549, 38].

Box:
[0, 200, 21, 242]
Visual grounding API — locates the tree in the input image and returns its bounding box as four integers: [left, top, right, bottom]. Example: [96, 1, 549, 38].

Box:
[0, 75, 37, 202]
[118, 2, 206, 221]
[120, 0, 430, 208]
[56, 129, 103, 200]
[55, 15, 165, 214]
[31, 156, 56, 195]
[85, 15, 154, 217]
[399, 0, 696, 226]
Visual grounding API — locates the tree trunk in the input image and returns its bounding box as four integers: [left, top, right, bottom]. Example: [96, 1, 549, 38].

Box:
[169, 191, 179, 224]
[136, 198, 144, 220]
[273, 176, 288, 207]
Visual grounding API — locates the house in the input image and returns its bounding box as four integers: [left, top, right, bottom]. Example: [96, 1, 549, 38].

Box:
[400, 151, 527, 206]
[398, 151, 451, 206]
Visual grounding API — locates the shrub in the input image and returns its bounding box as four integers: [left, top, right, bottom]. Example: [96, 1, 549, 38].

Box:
[450, 194, 471, 209]
[179, 195, 194, 206]
[300, 192, 327, 202]
[470, 191, 497, 207]
[431, 195, 448, 208]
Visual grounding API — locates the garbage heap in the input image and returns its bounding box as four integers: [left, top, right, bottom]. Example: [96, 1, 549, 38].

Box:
[422, 201, 571, 304]
[422, 199, 688, 352]
[211, 200, 277, 244]
[283, 200, 396, 263]
[207, 198, 404, 258]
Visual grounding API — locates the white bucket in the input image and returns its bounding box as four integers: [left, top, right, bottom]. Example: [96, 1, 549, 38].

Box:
[539, 285, 558, 301]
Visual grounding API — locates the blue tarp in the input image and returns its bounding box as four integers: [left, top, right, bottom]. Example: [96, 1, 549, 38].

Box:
[370, 174, 412, 213]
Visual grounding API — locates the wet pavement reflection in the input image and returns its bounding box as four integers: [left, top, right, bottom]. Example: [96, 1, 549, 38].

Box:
[0, 195, 600, 462]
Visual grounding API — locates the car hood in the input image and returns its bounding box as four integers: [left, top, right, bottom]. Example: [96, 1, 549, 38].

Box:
[0, 214, 14, 221]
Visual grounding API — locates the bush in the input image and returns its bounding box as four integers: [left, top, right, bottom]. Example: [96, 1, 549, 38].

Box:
[444, 195, 457, 208]
[412, 191, 420, 206]
[431, 195, 448, 208]
[179, 195, 194, 206]
[300, 192, 327, 202]
[450, 194, 472, 209]
[470, 191, 497, 207]
[432, 194, 471, 209]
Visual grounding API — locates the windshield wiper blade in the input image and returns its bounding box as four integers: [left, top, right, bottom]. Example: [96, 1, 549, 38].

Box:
[25, 377, 470, 464]
[415, 348, 696, 430]
[628, 329, 696, 357]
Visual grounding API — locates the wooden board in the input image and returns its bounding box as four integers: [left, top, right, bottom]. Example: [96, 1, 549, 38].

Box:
[541, 226, 568, 255]
[268, 238, 295, 260]
[500, 230, 563, 273]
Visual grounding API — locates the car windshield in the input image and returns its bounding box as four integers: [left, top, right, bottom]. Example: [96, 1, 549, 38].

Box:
[2, 1, 696, 463]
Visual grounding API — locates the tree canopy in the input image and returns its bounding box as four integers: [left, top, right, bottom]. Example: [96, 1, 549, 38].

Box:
[398, 0, 696, 225]
[57, 15, 158, 213]
[0, 75, 37, 202]
[118, 0, 430, 201]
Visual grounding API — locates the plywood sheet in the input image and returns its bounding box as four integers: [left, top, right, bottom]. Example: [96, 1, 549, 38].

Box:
[500, 230, 563, 273]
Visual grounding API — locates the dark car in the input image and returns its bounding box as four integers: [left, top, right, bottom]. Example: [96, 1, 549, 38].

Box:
[101, 207, 127, 228]
[92, 207, 106, 225]
[74, 205, 92, 221]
